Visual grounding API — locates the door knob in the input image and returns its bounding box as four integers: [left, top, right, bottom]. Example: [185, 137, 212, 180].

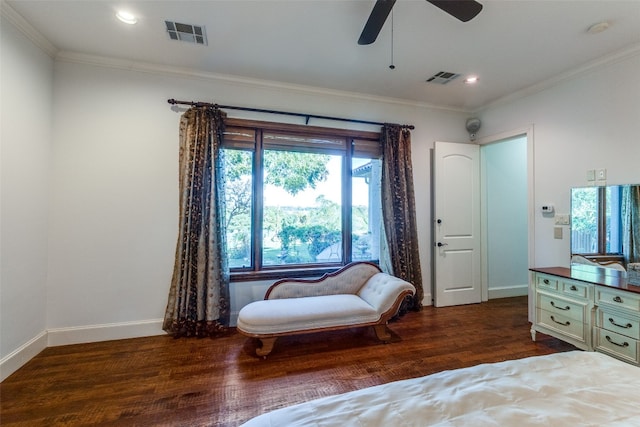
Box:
[436, 242, 448, 247]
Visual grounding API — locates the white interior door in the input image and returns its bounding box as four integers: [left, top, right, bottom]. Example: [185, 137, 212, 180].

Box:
[433, 141, 481, 307]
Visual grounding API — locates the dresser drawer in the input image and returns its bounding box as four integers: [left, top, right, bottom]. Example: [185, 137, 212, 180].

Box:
[560, 281, 589, 299]
[596, 288, 640, 313]
[596, 307, 640, 339]
[537, 292, 586, 322]
[535, 275, 558, 291]
[536, 308, 586, 342]
[595, 327, 639, 365]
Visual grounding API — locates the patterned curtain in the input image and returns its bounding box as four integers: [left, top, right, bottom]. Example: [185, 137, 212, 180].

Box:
[380, 124, 424, 311]
[622, 185, 640, 264]
[163, 106, 230, 337]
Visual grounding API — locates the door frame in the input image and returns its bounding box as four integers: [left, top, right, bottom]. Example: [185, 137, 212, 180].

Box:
[476, 126, 535, 304]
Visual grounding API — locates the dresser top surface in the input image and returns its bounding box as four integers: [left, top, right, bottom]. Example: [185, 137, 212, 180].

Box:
[531, 265, 640, 295]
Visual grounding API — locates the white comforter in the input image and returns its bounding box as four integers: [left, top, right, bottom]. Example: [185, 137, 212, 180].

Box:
[241, 351, 640, 426]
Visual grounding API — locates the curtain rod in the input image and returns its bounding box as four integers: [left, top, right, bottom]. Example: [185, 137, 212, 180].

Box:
[167, 99, 414, 130]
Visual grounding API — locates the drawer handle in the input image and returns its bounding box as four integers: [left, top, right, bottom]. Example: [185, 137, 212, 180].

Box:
[550, 301, 570, 311]
[570, 285, 577, 291]
[613, 296, 624, 303]
[550, 315, 570, 326]
[609, 318, 633, 329]
[543, 279, 550, 285]
[605, 335, 630, 348]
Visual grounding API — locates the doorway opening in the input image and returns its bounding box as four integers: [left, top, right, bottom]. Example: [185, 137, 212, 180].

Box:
[480, 134, 529, 301]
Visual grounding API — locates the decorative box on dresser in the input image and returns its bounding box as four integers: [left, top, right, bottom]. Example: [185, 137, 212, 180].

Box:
[530, 264, 640, 366]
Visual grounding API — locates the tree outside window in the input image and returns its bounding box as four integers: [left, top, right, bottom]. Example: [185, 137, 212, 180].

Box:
[221, 121, 381, 277]
[571, 186, 623, 255]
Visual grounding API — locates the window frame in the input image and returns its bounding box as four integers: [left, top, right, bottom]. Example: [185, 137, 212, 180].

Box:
[222, 118, 381, 281]
[572, 185, 624, 263]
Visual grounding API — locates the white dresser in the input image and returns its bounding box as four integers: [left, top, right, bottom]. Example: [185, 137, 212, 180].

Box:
[530, 265, 640, 365]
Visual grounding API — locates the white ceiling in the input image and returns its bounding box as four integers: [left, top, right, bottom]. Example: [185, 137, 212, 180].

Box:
[6, 0, 640, 111]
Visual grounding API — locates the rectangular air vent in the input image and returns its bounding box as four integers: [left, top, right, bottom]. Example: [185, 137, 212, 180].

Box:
[165, 21, 207, 45]
[426, 71, 460, 85]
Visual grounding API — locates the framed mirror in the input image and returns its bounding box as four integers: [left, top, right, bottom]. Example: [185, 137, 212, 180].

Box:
[570, 184, 640, 268]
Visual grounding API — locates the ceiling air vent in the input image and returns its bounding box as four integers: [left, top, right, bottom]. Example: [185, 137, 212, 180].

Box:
[426, 71, 460, 85]
[165, 21, 207, 45]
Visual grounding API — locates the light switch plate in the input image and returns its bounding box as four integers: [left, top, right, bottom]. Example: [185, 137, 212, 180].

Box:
[587, 169, 596, 181]
[554, 227, 563, 239]
[597, 168, 607, 180]
[555, 214, 570, 225]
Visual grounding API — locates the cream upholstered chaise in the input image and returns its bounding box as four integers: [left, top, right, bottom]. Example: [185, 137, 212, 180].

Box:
[236, 262, 416, 357]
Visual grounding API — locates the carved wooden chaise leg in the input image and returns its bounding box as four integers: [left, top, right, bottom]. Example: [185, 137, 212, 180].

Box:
[256, 337, 277, 358]
[373, 324, 392, 343]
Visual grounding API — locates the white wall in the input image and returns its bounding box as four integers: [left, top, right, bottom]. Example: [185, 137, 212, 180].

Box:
[477, 52, 640, 268]
[45, 57, 468, 336]
[0, 13, 53, 379]
[45, 63, 179, 338]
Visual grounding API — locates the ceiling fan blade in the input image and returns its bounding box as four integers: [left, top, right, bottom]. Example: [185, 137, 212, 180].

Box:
[427, 0, 483, 22]
[358, 0, 397, 45]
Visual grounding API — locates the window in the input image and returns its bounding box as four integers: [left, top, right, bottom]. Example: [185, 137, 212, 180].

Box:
[571, 186, 623, 255]
[221, 119, 381, 279]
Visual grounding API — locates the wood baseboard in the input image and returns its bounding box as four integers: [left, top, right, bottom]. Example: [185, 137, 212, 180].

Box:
[2, 320, 165, 382]
[47, 319, 165, 347]
[488, 284, 528, 300]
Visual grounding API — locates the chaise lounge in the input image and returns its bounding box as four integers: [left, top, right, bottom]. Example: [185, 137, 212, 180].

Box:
[236, 262, 416, 357]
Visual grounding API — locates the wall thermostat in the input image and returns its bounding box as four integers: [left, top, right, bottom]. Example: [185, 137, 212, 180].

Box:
[541, 205, 554, 213]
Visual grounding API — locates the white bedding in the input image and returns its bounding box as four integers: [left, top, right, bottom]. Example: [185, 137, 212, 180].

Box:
[241, 351, 640, 426]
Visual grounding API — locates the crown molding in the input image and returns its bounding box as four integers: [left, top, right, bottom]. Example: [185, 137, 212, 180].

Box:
[52, 43, 640, 116]
[1, 1, 58, 57]
[474, 43, 640, 114]
[5, 0, 637, 117]
[54, 50, 469, 114]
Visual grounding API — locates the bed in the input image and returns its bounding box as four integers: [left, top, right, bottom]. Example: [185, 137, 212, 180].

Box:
[240, 351, 640, 426]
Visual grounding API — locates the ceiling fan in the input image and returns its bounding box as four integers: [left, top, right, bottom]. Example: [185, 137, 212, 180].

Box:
[358, 0, 483, 45]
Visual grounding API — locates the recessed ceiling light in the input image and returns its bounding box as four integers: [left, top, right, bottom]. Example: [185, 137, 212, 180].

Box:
[587, 21, 610, 34]
[116, 10, 137, 25]
[464, 76, 479, 84]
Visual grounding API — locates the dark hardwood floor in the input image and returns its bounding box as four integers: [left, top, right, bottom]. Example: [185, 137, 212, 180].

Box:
[0, 296, 576, 426]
